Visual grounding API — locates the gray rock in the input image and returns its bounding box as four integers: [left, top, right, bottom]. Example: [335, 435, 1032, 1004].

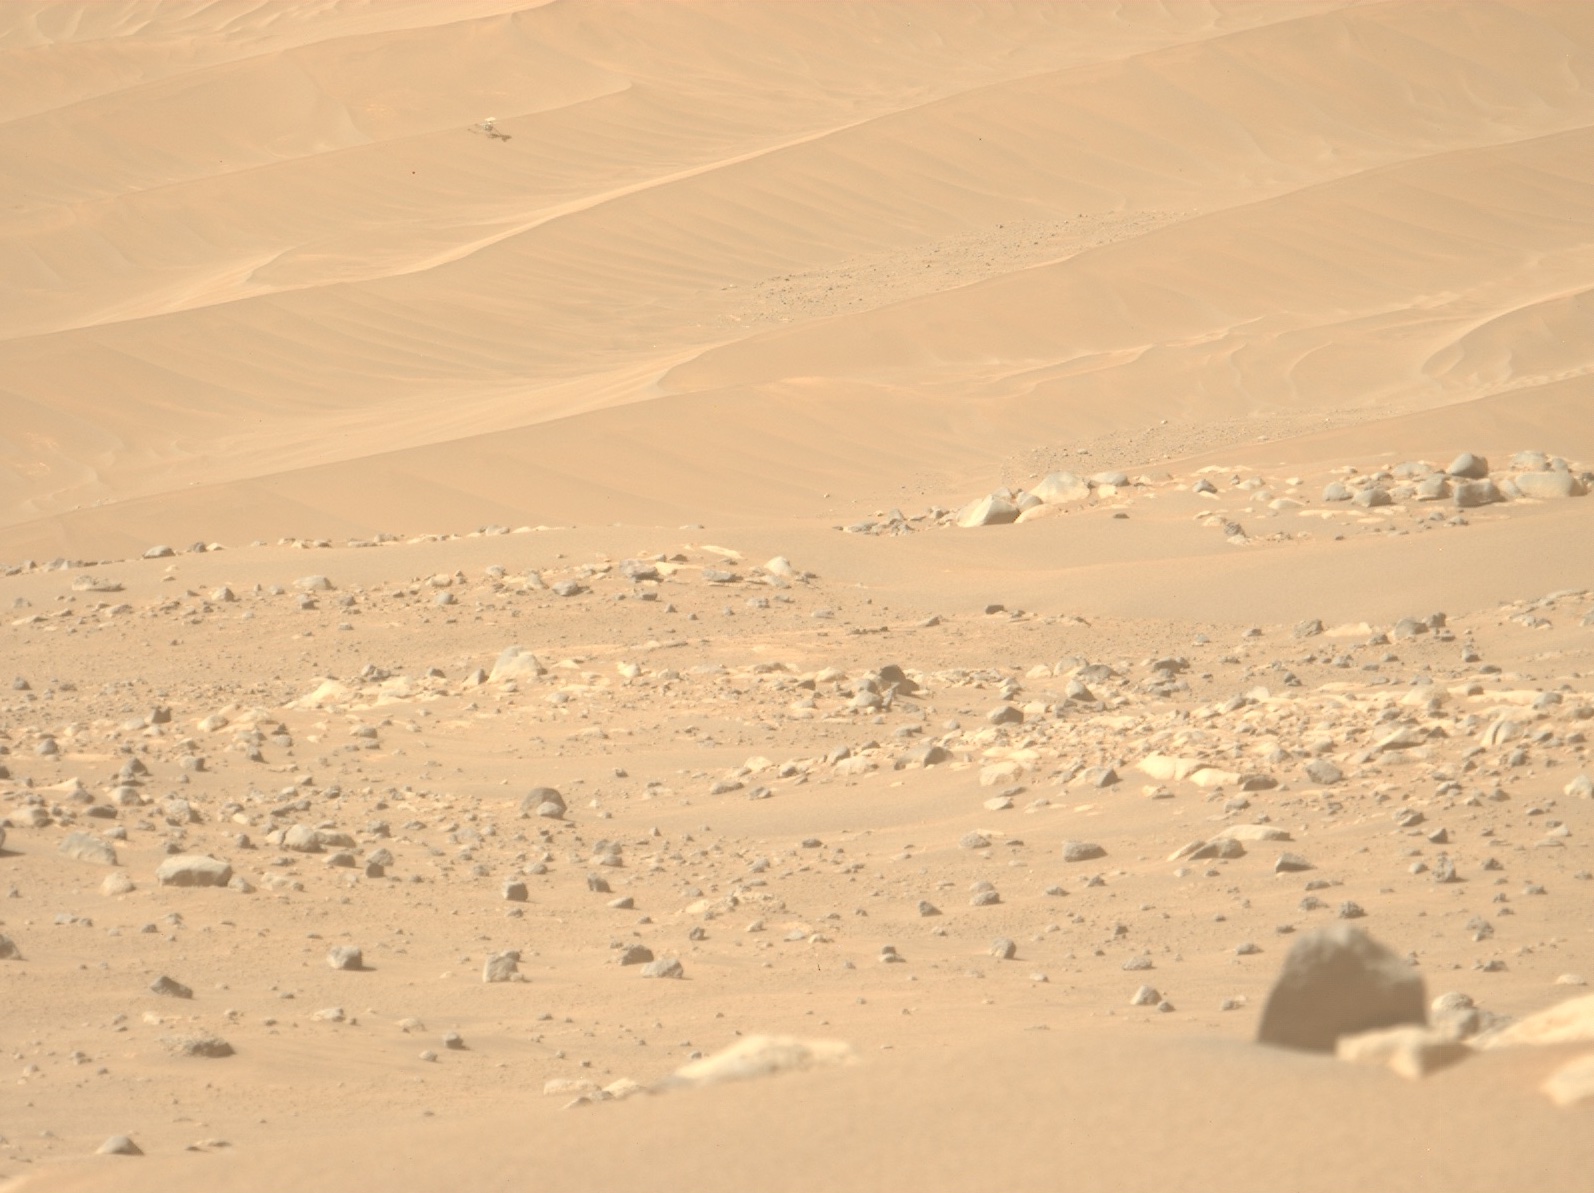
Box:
[894, 744, 950, 769]
[917, 900, 941, 917]
[521, 786, 566, 820]
[482, 950, 521, 983]
[990, 937, 1017, 960]
[1030, 472, 1091, 505]
[1446, 453, 1489, 479]
[1257, 926, 1426, 1051]
[1293, 619, 1324, 638]
[1452, 478, 1501, 508]
[283, 823, 323, 853]
[1130, 985, 1161, 1006]
[1414, 473, 1450, 501]
[1274, 853, 1314, 873]
[1062, 841, 1106, 863]
[1515, 471, 1586, 499]
[987, 704, 1023, 725]
[502, 879, 528, 902]
[58, 831, 118, 866]
[149, 975, 193, 999]
[641, 956, 684, 979]
[959, 832, 991, 850]
[1352, 486, 1392, 508]
[619, 944, 655, 966]
[0, 933, 20, 960]
[1090, 470, 1129, 488]
[97, 1135, 142, 1156]
[327, 945, 364, 971]
[143, 545, 175, 559]
[154, 854, 231, 887]
[1322, 482, 1351, 502]
[1304, 759, 1343, 785]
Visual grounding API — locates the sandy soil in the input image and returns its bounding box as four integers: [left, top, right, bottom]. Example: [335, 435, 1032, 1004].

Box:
[2, 3, 1592, 1190]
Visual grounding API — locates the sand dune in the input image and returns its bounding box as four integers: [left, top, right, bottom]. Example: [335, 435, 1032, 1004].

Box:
[1, 4, 1592, 1190]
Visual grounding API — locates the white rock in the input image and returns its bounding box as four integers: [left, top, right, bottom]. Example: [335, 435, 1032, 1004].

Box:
[667, 1035, 856, 1087]
[1336, 1026, 1471, 1079]
[1478, 994, 1594, 1049]
[1213, 824, 1293, 842]
[489, 646, 546, 683]
[1030, 471, 1091, 505]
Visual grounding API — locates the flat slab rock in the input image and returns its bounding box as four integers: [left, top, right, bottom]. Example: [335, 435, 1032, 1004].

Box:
[154, 854, 232, 887]
[664, 1035, 856, 1088]
[1257, 926, 1426, 1052]
[1336, 1026, 1471, 1079]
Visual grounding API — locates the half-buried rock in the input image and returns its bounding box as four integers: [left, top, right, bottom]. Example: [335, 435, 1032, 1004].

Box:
[154, 854, 232, 887]
[522, 786, 566, 820]
[1257, 926, 1425, 1051]
[58, 831, 117, 866]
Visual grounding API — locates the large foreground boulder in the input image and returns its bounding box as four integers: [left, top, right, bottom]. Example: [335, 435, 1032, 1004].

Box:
[1257, 926, 1425, 1051]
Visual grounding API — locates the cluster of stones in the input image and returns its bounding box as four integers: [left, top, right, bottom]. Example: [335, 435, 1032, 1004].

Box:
[954, 469, 1132, 528]
[1322, 450, 1589, 509]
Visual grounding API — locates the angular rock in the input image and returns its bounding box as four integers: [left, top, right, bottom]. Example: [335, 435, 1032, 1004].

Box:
[1257, 926, 1426, 1051]
[1452, 479, 1501, 508]
[1215, 824, 1293, 843]
[489, 646, 546, 683]
[327, 945, 364, 971]
[1304, 758, 1343, 785]
[101, 872, 135, 896]
[482, 950, 521, 983]
[1336, 1026, 1471, 1079]
[1414, 474, 1450, 501]
[97, 1135, 143, 1156]
[1030, 472, 1091, 505]
[955, 494, 1020, 528]
[149, 975, 193, 999]
[641, 956, 684, 979]
[58, 831, 118, 866]
[1446, 453, 1489, 479]
[155, 854, 232, 887]
[0, 933, 19, 960]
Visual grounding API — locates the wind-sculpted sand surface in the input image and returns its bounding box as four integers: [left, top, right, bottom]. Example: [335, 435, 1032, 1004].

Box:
[2, 3, 1592, 1190]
